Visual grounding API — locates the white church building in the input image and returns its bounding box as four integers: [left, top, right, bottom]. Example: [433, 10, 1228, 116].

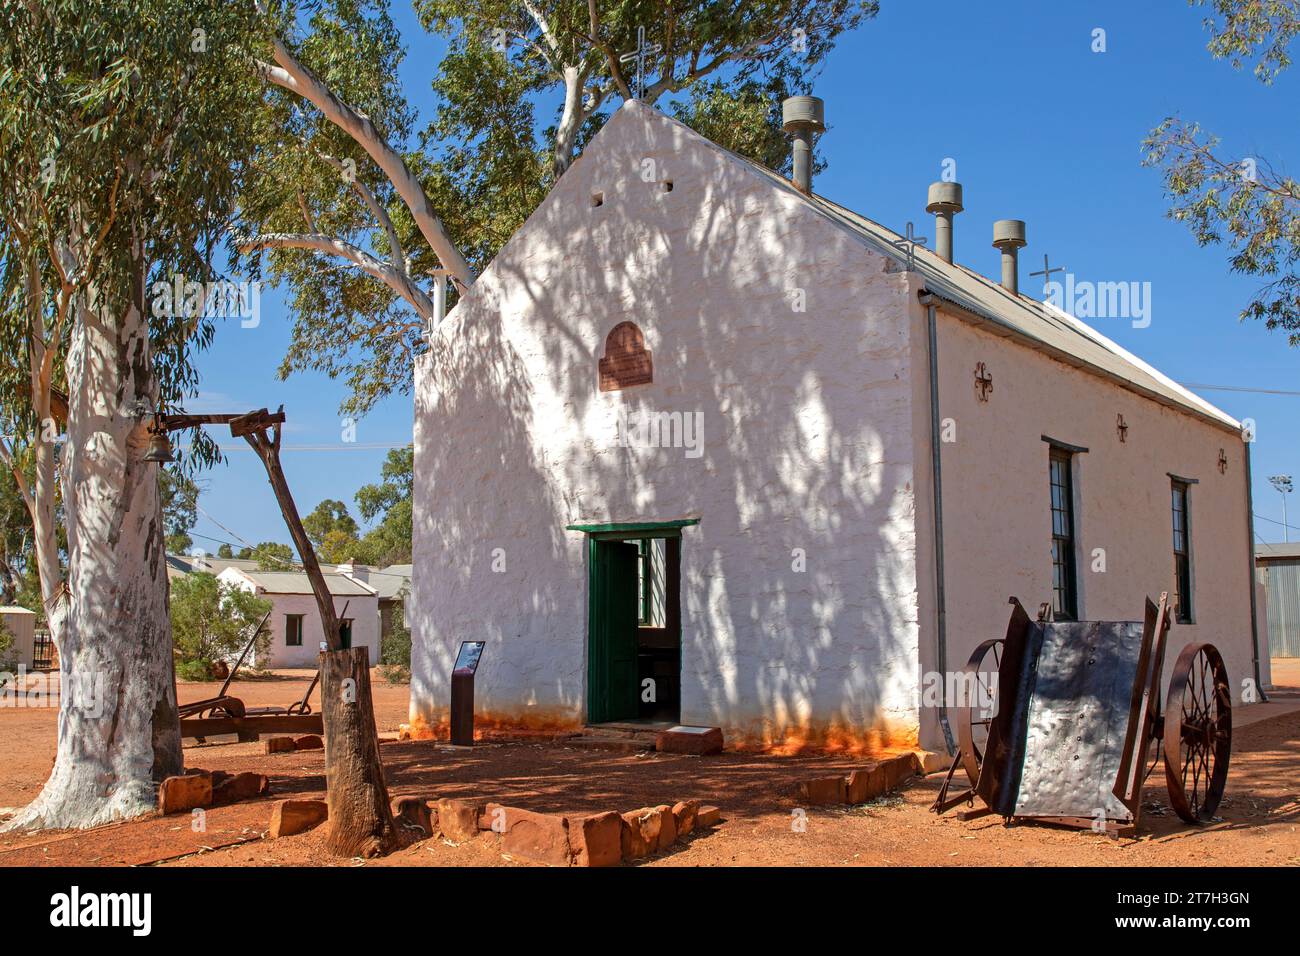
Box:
[408, 99, 1263, 752]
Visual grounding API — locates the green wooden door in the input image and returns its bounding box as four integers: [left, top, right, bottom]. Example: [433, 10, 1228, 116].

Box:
[588, 540, 640, 723]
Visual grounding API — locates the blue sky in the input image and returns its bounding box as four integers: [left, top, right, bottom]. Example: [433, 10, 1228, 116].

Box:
[186, 0, 1300, 557]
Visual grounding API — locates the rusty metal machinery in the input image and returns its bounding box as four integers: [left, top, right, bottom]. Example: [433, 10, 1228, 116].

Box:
[932, 594, 1231, 836]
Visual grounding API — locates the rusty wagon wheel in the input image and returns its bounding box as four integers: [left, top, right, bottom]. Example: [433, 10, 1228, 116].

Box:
[1164, 642, 1231, 824]
[957, 638, 1004, 785]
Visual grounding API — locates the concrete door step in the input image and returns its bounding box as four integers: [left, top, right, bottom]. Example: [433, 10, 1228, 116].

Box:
[563, 730, 659, 752]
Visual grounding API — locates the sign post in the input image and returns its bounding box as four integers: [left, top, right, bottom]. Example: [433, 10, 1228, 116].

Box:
[450, 641, 485, 747]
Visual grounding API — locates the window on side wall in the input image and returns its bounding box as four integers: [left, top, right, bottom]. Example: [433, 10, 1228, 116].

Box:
[1049, 447, 1079, 620]
[1171, 480, 1194, 624]
[286, 613, 304, 646]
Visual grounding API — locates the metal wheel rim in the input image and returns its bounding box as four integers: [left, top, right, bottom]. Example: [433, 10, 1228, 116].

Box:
[957, 638, 1003, 785]
[1164, 642, 1231, 824]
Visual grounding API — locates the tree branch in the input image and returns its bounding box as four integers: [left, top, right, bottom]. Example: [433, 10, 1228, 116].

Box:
[314, 152, 405, 273]
[586, 0, 634, 101]
[240, 233, 436, 320]
[254, 38, 473, 288]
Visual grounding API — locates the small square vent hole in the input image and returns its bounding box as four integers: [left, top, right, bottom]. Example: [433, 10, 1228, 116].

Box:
[591, 192, 604, 207]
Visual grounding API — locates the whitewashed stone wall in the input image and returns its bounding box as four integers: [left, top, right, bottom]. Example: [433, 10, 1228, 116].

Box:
[411, 102, 922, 748]
[916, 305, 1259, 748]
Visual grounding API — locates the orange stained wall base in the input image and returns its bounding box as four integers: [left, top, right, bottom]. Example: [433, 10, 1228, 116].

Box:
[403, 705, 919, 756]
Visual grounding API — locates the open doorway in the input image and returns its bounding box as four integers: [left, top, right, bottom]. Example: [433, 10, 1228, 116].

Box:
[585, 532, 681, 725]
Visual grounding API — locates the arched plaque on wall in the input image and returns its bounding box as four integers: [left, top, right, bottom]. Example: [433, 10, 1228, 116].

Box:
[598, 321, 653, 392]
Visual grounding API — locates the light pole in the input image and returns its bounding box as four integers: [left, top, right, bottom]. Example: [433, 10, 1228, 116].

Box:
[1270, 475, 1294, 542]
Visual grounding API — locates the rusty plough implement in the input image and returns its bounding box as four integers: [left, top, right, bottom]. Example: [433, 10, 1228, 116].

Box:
[178, 611, 324, 742]
[932, 594, 1231, 836]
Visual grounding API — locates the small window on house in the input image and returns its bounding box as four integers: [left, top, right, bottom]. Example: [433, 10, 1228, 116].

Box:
[1171, 480, 1194, 624]
[1049, 448, 1078, 620]
[637, 540, 651, 625]
[285, 614, 304, 646]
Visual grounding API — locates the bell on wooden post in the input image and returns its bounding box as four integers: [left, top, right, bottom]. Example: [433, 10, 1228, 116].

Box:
[142, 428, 175, 464]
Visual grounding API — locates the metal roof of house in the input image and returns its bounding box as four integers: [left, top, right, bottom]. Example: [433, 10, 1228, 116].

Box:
[1256, 542, 1300, 562]
[229, 569, 377, 597]
[166, 553, 262, 577]
[669, 102, 1242, 435]
[367, 564, 412, 600]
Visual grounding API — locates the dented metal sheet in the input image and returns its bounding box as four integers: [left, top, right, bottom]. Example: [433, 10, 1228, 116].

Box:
[1013, 621, 1144, 821]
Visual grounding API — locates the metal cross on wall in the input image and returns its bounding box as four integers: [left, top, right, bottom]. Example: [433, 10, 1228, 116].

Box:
[1116, 414, 1128, 443]
[619, 26, 662, 100]
[1029, 254, 1065, 297]
[892, 221, 927, 272]
[974, 362, 993, 402]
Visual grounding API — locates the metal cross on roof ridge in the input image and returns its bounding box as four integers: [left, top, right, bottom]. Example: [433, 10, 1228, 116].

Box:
[1029, 253, 1066, 295]
[892, 221, 927, 272]
[619, 25, 662, 100]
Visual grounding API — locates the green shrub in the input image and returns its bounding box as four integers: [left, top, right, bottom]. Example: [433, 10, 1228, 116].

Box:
[170, 572, 273, 678]
[0, 618, 16, 671]
[379, 611, 411, 684]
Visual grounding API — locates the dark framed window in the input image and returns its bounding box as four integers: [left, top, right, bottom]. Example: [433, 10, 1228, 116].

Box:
[637, 539, 651, 625]
[285, 613, 304, 646]
[1171, 480, 1194, 623]
[1048, 448, 1078, 620]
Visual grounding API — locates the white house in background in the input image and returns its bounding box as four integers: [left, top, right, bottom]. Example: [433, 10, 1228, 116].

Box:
[335, 560, 412, 645]
[409, 100, 1261, 752]
[217, 567, 380, 669]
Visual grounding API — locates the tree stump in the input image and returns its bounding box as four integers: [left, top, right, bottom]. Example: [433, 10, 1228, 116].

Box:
[321, 647, 398, 857]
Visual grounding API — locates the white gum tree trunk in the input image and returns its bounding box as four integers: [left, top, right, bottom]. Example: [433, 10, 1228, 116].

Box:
[5, 254, 182, 831]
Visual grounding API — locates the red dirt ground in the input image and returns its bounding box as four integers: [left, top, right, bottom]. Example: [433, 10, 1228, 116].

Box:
[0, 666, 1297, 867]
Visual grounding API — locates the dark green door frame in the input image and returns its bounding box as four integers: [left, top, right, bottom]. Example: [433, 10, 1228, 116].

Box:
[577, 520, 693, 724]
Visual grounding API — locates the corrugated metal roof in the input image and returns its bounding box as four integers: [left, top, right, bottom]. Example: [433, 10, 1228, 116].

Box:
[1256, 542, 1300, 561]
[232, 570, 377, 597]
[166, 554, 263, 576]
[368, 564, 411, 600]
[692, 111, 1242, 435]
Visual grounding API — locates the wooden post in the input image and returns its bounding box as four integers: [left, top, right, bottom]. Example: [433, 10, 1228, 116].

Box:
[242, 416, 339, 650]
[321, 646, 397, 857]
[239, 408, 397, 856]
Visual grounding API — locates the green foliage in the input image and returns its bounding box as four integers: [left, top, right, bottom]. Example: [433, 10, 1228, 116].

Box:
[299, 447, 414, 566]
[216, 543, 234, 558]
[0, 444, 65, 611]
[1196, 0, 1300, 83]
[353, 446, 413, 565]
[249, 1, 876, 415]
[160, 469, 201, 554]
[1144, 3, 1300, 340]
[303, 499, 360, 547]
[0, 617, 15, 671]
[670, 78, 809, 177]
[0, 0, 270, 472]
[169, 572, 273, 678]
[379, 609, 411, 683]
[236, 542, 295, 570]
[1143, 120, 1300, 340]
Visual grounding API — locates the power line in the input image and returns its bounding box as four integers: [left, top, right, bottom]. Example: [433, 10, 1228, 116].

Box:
[215, 441, 413, 453]
[1253, 512, 1300, 535]
[1183, 382, 1300, 396]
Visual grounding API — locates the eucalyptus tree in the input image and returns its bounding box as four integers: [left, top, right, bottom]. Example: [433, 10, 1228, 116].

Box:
[0, 0, 265, 830]
[1144, 0, 1300, 339]
[243, 0, 876, 415]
